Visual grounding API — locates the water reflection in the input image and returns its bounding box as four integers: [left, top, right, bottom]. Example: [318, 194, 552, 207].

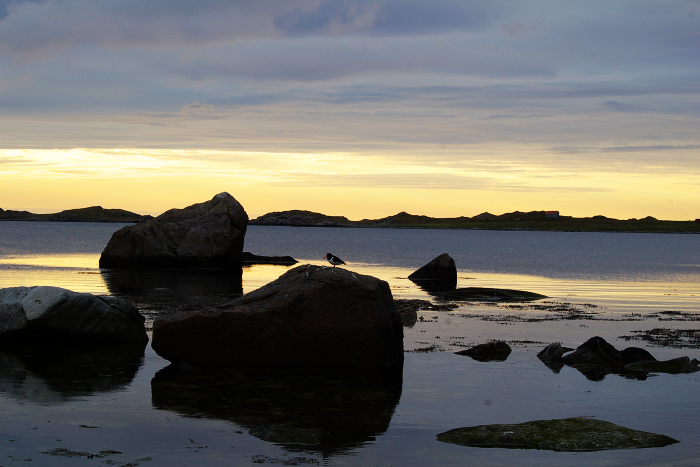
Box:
[102, 268, 243, 309]
[151, 363, 403, 456]
[0, 343, 144, 402]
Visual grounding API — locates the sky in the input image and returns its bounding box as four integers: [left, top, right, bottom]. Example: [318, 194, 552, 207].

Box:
[0, 0, 698, 220]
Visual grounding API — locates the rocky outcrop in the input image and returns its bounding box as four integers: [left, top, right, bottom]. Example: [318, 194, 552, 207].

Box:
[152, 265, 404, 367]
[99, 193, 248, 269]
[455, 341, 512, 362]
[0, 286, 148, 345]
[437, 417, 679, 451]
[250, 210, 354, 227]
[408, 253, 457, 291]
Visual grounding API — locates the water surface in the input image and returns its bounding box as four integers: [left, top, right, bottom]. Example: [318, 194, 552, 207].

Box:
[0, 222, 698, 466]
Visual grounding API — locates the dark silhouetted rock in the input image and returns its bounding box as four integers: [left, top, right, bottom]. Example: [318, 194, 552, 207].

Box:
[537, 342, 575, 373]
[0, 286, 148, 345]
[437, 417, 679, 451]
[455, 341, 512, 362]
[99, 192, 248, 269]
[151, 265, 404, 367]
[408, 253, 457, 290]
[536, 337, 678, 380]
[241, 252, 298, 265]
[560, 336, 655, 368]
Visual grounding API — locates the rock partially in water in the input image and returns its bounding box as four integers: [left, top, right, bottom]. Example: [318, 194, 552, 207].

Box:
[0, 286, 148, 345]
[152, 265, 404, 367]
[437, 417, 679, 451]
[455, 341, 512, 362]
[99, 192, 248, 269]
[537, 336, 698, 380]
[438, 287, 546, 302]
[536, 342, 575, 373]
[408, 253, 457, 291]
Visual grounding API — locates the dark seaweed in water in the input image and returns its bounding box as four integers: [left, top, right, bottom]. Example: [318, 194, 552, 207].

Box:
[620, 328, 700, 349]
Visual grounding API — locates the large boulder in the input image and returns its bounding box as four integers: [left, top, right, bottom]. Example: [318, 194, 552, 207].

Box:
[152, 265, 404, 367]
[0, 286, 148, 345]
[99, 192, 248, 269]
[408, 253, 457, 290]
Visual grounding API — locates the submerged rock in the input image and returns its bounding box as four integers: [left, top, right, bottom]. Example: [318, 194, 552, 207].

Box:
[439, 287, 546, 302]
[437, 417, 679, 451]
[408, 253, 457, 291]
[455, 341, 512, 362]
[625, 356, 700, 374]
[0, 286, 148, 345]
[151, 265, 404, 367]
[99, 192, 248, 269]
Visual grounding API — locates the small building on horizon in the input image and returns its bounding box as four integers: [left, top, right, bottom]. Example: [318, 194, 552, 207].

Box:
[545, 211, 560, 219]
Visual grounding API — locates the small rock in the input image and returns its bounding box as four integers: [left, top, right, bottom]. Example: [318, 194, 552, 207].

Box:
[408, 253, 457, 290]
[455, 341, 512, 362]
[437, 417, 679, 451]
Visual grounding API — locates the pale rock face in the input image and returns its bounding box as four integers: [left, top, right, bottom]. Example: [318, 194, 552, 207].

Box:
[0, 286, 148, 345]
[20, 286, 69, 321]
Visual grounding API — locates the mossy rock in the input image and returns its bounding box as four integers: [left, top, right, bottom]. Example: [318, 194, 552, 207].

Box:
[439, 287, 546, 302]
[437, 417, 679, 451]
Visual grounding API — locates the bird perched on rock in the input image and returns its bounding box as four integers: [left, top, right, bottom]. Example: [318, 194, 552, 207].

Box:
[324, 253, 346, 267]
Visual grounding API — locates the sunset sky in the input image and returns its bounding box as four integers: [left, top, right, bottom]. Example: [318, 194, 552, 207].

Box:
[1, 1, 698, 220]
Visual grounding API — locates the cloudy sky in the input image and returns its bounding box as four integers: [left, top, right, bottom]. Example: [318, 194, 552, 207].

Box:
[1, 0, 698, 219]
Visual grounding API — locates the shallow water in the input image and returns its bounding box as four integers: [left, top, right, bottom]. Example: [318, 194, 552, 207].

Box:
[0, 222, 699, 466]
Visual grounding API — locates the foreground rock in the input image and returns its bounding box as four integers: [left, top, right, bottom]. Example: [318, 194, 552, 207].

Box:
[538, 337, 700, 380]
[408, 253, 457, 291]
[152, 265, 404, 367]
[0, 286, 148, 345]
[437, 417, 679, 451]
[455, 341, 512, 362]
[99, 192, 248, 269]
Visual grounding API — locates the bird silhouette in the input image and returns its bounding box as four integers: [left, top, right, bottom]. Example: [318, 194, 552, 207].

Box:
[324, 253, 346, 267]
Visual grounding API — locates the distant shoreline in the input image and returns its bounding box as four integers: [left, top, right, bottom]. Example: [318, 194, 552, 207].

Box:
[2, 206, 698, 233]
[249, 210, 700, 234]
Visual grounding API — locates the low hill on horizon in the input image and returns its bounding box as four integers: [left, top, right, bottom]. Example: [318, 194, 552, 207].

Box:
[0, 206, 150, 223]
[250, 209, 699, 233]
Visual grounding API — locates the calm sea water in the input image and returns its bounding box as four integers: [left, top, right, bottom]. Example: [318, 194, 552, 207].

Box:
[0, 222, 698, 466]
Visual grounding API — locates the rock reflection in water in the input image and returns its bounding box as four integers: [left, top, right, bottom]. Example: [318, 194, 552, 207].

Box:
[0, 343, 144, 402]
[101, 268, 243, 310]
[151, 363, 403, 456]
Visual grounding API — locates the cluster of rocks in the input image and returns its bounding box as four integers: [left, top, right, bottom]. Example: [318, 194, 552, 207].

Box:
[538, 336, 699, 380]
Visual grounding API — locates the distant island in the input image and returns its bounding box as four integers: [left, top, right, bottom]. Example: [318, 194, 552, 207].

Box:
[0, 206, 150, 223]
[250, 210, 700, 233]
[2, 205, 698, 233]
